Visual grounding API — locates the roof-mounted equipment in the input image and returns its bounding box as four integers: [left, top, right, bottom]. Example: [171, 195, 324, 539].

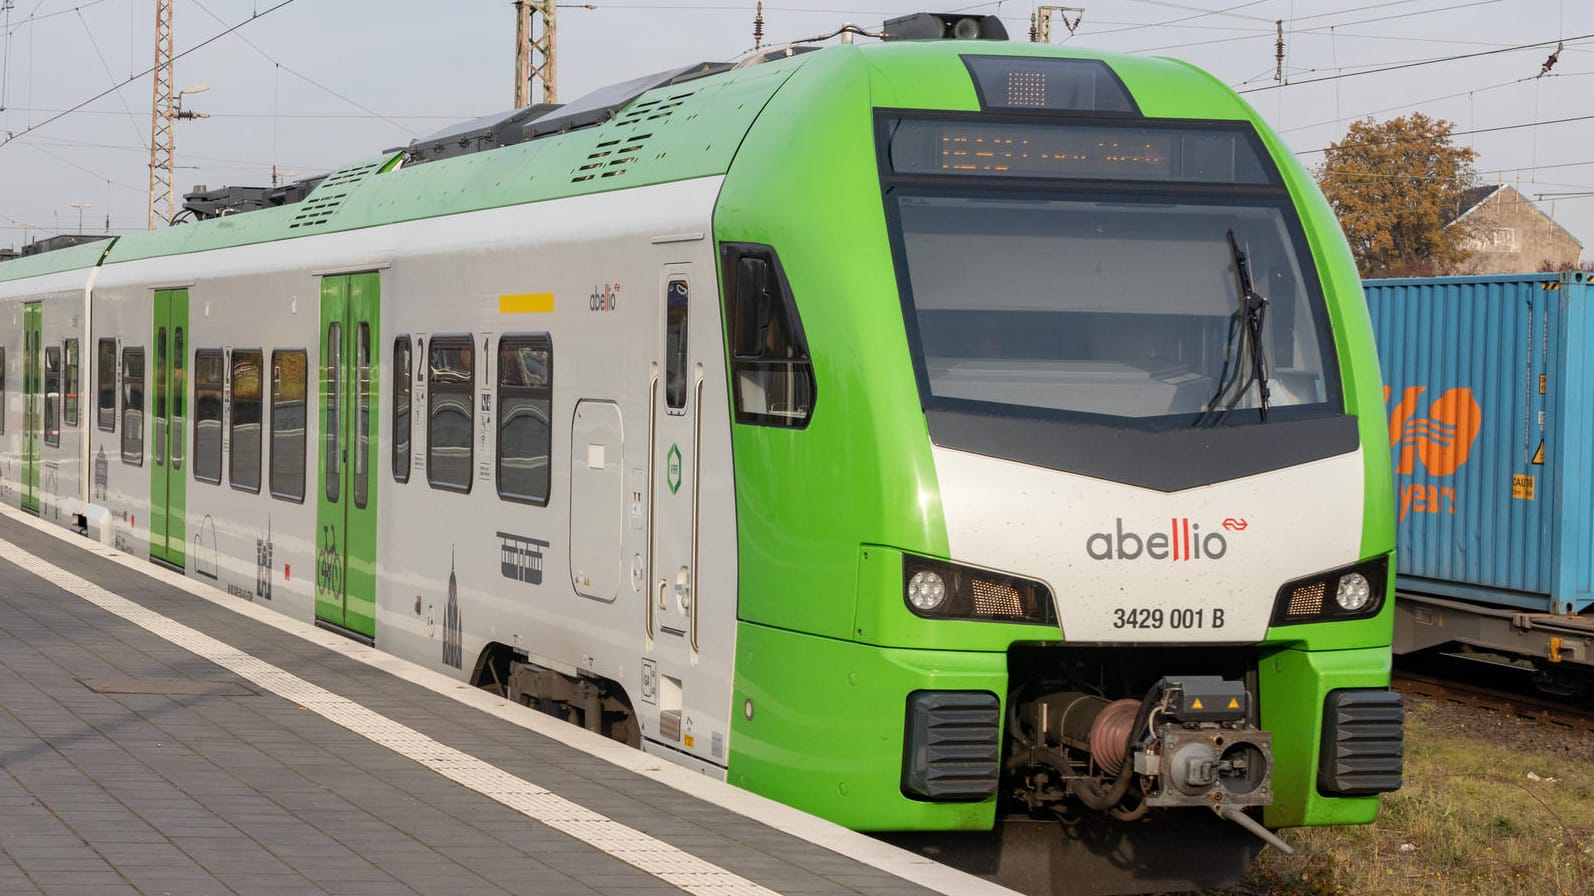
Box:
[393, 61, 731, 167]
[17, 233, 113, 257]
[176, 176, 327, 223]
[882, 12, 1008, 41]
[398, 103, 563, 165]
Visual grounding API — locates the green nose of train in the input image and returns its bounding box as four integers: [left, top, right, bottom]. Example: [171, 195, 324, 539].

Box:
[711, 18, 1401, 889]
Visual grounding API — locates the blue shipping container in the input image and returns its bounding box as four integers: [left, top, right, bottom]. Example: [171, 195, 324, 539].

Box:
[1365, 271, 1594, 616]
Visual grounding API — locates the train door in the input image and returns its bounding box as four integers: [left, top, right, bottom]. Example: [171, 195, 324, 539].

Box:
[149, 289, 189, 568]
[21, 302, 41, 513]
[645, 264, 701, 747]
[315, 272, 380, 643]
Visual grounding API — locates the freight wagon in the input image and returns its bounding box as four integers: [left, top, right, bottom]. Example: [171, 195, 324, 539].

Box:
[1366, 272, 1594, 694]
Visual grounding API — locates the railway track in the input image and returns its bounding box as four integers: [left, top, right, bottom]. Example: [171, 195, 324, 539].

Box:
[1392, 664, 1594, 735]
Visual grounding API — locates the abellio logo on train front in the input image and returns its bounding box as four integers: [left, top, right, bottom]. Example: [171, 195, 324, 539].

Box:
[1085, 517, 1248, 561]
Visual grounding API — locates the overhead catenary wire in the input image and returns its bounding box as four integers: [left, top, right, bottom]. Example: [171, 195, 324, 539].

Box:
[1239, 31, 1594, 94]
[73, 6, 145, 149]
[189, 0, 421, 138]
[5, 1, 1594, 245]
[1299, 110, 1594, 157]
[0, 0, 298, 150]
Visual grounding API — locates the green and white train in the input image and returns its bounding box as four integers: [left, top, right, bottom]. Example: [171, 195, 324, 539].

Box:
[0, 14, 1401, 887]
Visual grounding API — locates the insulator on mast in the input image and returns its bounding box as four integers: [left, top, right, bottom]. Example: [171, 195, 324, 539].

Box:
[1274, 19, 1285, 82]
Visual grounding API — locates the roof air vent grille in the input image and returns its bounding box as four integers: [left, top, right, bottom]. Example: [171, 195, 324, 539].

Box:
[288, 159, 384, 229]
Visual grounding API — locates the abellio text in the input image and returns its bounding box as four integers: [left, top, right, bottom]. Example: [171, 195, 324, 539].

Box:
[1086, 518, 1229, 561]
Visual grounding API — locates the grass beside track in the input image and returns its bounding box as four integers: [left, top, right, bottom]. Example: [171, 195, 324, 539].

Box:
[1221, 695, 1594, 896]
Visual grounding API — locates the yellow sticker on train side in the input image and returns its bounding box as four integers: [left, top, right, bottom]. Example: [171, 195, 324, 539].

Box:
[500, 292, 554, 313]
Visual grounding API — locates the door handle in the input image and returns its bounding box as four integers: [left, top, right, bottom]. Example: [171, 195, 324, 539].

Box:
[688, 369, 703, 656]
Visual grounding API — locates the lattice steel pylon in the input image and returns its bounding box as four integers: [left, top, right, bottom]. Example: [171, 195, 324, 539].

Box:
[513, 0, 556, 106]
[146, 0, 175, 229]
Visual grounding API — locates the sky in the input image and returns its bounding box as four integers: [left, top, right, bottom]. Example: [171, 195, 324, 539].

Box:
[2, 1, 1591, 260]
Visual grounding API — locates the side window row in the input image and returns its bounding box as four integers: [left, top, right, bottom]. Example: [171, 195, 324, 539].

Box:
[17, 332, 553, 509]
[8, 338, 78, 447]
[392, 333, 552, 505]
[0, 336, 85, 442]
[94, 340, 307, 503]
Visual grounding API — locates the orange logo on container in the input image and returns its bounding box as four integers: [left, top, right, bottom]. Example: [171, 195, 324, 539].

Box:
[1384, 386, 1482, 476]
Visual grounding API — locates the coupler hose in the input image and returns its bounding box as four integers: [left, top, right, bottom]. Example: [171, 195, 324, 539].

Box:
[1066, 681, 1164, 811]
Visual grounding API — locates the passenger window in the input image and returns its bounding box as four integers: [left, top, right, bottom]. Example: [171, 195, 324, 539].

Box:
[121, 347, 144, 464]
[270, 349, 307, 502]
[97, 338, 116, 431]
[44, 346, 60, 447]
[666, 278, 689, 411]
[393, 336, 412, 483]
[64, 339, 79, 427]
[723, 245, 815, 427]
[497, 335, 552, 505]
[193, 349, 224, 484]
[230, 350, 263, 493]
[427, 335, 474, 493]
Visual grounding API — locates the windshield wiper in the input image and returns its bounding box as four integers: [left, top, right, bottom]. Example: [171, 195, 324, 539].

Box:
[1196, 229, 1271, 427]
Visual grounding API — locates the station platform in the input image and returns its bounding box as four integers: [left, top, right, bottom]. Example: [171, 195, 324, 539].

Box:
[0, 508, 1016, 896]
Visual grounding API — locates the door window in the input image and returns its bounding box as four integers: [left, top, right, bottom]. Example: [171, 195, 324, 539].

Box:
[154, 327, 167, 460]
[172, 327, 184, 470]
[354, 323, 370, 509]
[665, 279, 689, 411]
[325, 322, 341, 503]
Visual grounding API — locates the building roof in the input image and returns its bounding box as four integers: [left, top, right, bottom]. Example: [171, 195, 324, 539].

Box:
[1444, 183, 1583, 249]
[1445, 185, 1502, 226]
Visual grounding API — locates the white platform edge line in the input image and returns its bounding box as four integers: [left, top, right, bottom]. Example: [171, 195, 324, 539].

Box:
[0, 506, 1020, 896]
[0, 534, 782, 896]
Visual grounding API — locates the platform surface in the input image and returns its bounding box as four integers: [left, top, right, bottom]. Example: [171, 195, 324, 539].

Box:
[0, 509, 1013, 896]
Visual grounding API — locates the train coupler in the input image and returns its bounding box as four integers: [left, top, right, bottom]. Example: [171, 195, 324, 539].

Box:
[1010, 674, 1289, 851]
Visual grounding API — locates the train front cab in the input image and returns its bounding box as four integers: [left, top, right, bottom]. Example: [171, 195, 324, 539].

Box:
[717, 37, 1403, 854]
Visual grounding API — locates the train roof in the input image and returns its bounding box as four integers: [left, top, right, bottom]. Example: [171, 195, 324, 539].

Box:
[0, 237, 115, 282]
[2, 36, 1259, 280]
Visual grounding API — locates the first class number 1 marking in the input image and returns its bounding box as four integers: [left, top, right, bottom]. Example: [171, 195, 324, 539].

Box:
[1113, 607, 1225, 630]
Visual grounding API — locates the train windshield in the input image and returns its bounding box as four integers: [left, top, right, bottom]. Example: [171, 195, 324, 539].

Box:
[879, 114, 1338, 430]
[889, 191, 1336, 426]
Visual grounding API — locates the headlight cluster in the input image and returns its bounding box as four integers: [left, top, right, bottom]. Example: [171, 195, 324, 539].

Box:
[1271, 556, 1389, 626]
[902, 556, 1056, 626]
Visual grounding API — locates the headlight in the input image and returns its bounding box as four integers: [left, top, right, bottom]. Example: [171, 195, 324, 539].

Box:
[902, 556, 1056, 626]
[1271, 556, 1388, 626]
[1335, 572, 1372, 611]
[907, 570, 948, 612]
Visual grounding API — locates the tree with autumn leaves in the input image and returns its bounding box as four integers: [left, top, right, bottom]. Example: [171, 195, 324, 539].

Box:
[1315, 113, 1480, 277]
